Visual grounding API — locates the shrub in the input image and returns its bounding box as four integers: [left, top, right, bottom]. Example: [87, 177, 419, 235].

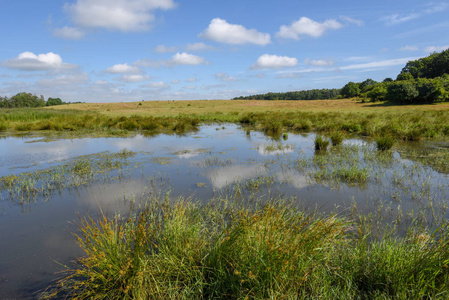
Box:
[386, 81, 419, 104]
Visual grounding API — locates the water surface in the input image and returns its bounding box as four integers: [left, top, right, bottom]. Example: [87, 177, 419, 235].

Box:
[1, 124, 448, 298]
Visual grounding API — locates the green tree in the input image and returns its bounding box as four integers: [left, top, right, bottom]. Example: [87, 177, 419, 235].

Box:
[10, 92, 45, 108]
[340, 82, 361, 98]
[366, 84, 387, 102]
[47, 97, 63, 106]
[359, 78, 377, 93]
[386, 81, 419, 104]
[416, 78, 447, 103]
[396, 72, 414, 81]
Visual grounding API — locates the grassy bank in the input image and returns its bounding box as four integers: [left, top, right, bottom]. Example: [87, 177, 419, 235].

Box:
[45, 196, 449, 299]
[1, 99, 449, 141]
[0, 107, 200, 137]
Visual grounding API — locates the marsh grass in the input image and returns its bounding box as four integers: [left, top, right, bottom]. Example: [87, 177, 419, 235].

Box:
[315, 165, 370, 185]
[376, 136, 396, 151]
[0, 108, 201, 137]
[44, 195, 449, 299]
[399, 146, 449, 174]
[3, 103, 449, 143]
[330, 131, 345, 146]
[315, 135, 330, 151]
[262, 143, 294, 154]
[0, 149, 137, 206]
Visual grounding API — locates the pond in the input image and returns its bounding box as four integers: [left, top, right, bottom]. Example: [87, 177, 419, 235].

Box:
[1, 124, 448, 299]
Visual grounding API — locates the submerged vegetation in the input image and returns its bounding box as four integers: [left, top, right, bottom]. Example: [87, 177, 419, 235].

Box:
[0, 149, 137, 206]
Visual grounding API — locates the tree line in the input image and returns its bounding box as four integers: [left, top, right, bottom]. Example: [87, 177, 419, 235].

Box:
[235, 49, 449, 104]
[233, 89, 341, 101]
[0, 92, 75, 108]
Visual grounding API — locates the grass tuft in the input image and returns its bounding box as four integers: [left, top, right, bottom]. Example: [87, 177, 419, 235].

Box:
[44, 196, 449, 299]
[315, 135, 330, 151]
[376, 136, 395, 151]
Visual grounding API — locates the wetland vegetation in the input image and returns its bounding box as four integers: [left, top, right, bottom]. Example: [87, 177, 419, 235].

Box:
[2, 99, 449, 144]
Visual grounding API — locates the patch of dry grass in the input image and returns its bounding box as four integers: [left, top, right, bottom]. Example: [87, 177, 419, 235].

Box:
[48, 99, 449, 118]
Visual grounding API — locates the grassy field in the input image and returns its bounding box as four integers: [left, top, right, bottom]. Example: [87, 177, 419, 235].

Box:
[0, 99, 448, 142]
[49, 99, 449, 117]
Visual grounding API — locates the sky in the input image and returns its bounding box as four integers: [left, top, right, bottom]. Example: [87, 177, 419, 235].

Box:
[0, 0, 449, 102]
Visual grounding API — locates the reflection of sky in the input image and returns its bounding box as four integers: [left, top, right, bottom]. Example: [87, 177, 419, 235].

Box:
[206, 164, 265, 189]
[79, 179, 150, 213]
[257, 144, 295, 156]
[0, 125, 317, 177]
[342, 138, 371, 147]
[275, 170, 310, 190]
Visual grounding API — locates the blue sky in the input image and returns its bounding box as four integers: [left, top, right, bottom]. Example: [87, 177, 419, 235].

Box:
[1, 0, 448, 102]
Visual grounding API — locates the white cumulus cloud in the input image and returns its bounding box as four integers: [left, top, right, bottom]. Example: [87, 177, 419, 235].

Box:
[276, 17, 342, 40]
[200, 18, 271, 45]
[170, 52, 206, 65]
[252, 54, 298, 69]
[2, 51, 75, 71]
[64, 0, 177, 32]
[105, 63, 141, 74]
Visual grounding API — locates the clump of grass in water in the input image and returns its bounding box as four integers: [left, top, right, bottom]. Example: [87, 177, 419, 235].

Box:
[330, 131, 344, 146]
[45, 196, 449, 299]
[263, 143, 293, 153]
[315, 165, 370, 185]
[315, 135, 330, 151]
[376, 136, 395, 151]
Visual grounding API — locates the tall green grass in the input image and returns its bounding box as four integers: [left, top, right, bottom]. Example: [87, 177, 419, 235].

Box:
[315, 135, 330, 151]
[45, 196, 449, 299]
[2, 107, 449, 142]
[0, 108, 200, 135]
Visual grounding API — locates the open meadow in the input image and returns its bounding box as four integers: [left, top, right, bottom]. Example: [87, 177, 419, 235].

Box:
[48, 98, 449, 116]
